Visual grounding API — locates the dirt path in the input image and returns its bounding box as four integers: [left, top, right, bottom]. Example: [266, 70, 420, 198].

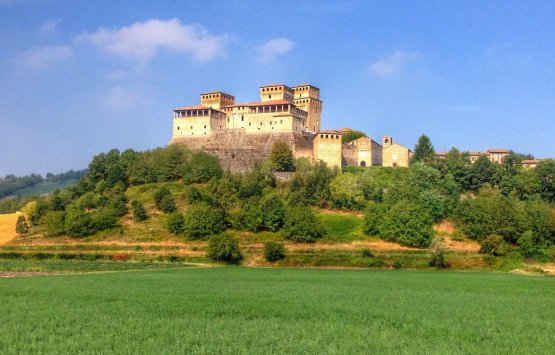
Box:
[0, 213, 19, 245]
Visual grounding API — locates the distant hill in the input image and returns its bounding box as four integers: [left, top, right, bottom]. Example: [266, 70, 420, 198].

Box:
[7, 179, 79, 198]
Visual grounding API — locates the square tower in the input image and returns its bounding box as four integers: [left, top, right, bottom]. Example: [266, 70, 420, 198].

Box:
[292, 84, 322, 133]
[200, 92, 235, 110]
[259, 84, 295, 103]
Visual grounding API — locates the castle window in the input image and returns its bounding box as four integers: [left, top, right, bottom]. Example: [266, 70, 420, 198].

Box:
[326, 135, 328, 138]
[249, 123, 251, 126]
[280, 120, 283, 124]
[190, 126, 193, 129]
[204, 125, 206, 129]
[260, 122, 263, 126]
[177, 126, 180, 130]
[269, 94, 272, 99]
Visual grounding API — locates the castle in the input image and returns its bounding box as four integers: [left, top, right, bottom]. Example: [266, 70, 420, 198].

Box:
[170, 84, 411, 171]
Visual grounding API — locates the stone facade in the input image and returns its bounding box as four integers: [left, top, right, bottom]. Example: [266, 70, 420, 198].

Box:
[436, 149, 510, 164]
[382, 136, 411, 168]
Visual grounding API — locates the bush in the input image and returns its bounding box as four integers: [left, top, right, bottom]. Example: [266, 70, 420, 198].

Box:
[166, 211, 185, 235]
[270, 141, 295, 172]
[380, 200, 434, 248]
[154, 187, 175, 212]
[428, 237, 448, 268]
[240, 203, 265, 232]
[42, 211, 66, 236]
[283, 207, 325, 242]
[131, 200, 148, 222]
[182, 151, 223, 183]
[361, 248, 373, 258]
[263, 241, 286, 261]
[480, 234, 510, 256]
[206, 233, 242, 264]
[91, 208, 118, 231]
[518, 231, 547, 259]
[64, 208, 93, 237]
[260, 194, 286, 231]
[15, 215, 29, 235]
[109, 196, 128, 217]
[184, 203, 225, 239]
[363, 201, 387, 236]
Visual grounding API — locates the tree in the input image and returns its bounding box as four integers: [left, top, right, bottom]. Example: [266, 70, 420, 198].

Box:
[64, 208, 93, 237]
[536, 159, 555, 202]
[183, 203, 225, 239]
[15, 215, 29, 235]
[263, 241, 286, 261]
[341, 130, 367, 143]
[182, 151, 223, 184]
[154, 187, 176, 212]
[329, 173, 366, 210]
[270, 141, 295, 172]
[363, 201, 388, 236]
[413, 135, 435, 163]
[206, 233, 243, 264]
[260, 194, 286, 231]
[467, 155, 496, 191]
[131, 200, 148, 222]
[166, 211, 185, 235]
[283, 207, 325, 242]
[42, 211, 66, 236]
[379, 200, 434, 247]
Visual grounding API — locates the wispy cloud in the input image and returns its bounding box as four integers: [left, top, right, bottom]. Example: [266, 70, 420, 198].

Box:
[20, 45, 73, 69]
[253, 38, 295, 63]
[77, 18, 229, 64]
[104, 86, 143, 110]
[369, 50, 421, 77]
[38, 19, 61, 35]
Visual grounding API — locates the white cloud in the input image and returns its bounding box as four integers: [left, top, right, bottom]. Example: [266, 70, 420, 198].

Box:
[77, 18, 229, 64]
[369, 50, 421, 77]
[20, 45, 73, 69]
[253, 38, 295, 63]
[38, 19, 61, 35]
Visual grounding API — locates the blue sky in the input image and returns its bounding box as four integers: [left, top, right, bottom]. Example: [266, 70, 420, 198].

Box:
[1, 0, 554, 176]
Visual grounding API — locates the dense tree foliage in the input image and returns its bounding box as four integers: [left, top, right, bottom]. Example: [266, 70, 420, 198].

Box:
[270, 141, 295, 172]
[206, 233, 243, 264]
[263, 241, 286, 261]
[283, 207, 326, 242]
[341, 130, 367, 143]
[412, 135, 435, 163]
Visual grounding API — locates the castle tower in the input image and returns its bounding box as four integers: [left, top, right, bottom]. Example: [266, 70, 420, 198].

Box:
[313, 130, 342, 169]
[200, 92, 235, 110]
[382, 136, 393, 147]
[259, 84, 294, 103]
[292, 84, 322, 133]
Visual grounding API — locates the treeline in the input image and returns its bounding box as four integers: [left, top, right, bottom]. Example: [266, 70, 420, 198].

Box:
[0, 169, 87, 198]
[18, 139, 555, 261]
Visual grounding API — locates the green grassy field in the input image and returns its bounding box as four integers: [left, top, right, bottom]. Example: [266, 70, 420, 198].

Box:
[0, 268, 553, 354]
[7, 179, 78, 198]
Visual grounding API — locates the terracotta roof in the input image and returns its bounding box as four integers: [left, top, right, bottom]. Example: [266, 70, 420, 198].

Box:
[469, 151, 488, 156]
[338, 128, 353, 133]
[487, 149, 510, 153]
[318, 130, 341, 134]
[436, 152, 448, 156]
[522, 160, 540, 164]
[173, 105, 211, 111]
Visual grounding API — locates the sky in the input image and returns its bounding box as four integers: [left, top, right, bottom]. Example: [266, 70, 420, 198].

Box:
[1, 0, 554, 176]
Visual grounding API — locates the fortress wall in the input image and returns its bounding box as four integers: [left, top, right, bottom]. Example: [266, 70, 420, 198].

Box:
[341, 144, 358, 167]
[170, 130, 314, 172]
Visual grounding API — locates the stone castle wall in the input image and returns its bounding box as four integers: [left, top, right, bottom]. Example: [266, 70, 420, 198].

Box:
[341, 144, 358, 167]
[170, 130, 315, 172]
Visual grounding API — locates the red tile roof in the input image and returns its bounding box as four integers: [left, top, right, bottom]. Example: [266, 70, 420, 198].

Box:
[318, 130, 341, 134]
[522, 159, 540, 164]
[487, 149, 510, 153]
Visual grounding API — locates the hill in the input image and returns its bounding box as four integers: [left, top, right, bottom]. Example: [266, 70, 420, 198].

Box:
[7, 180, 79, 198]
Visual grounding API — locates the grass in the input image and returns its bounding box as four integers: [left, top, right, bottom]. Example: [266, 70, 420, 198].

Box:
[0, 259, 196, 273]
[0, 267, 553, 353]
[318, 212, 366, 242]
[7, 180, 78, 198]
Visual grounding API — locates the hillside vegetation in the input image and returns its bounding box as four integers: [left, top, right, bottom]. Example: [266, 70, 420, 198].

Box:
[5, 141, 555, 271]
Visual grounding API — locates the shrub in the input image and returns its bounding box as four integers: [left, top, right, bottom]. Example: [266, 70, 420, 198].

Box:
[206, 233, 242, 264]
[363, 201, 387, 236]
[109, 196, 128, 217]
[361, 248, 373, 258]
[270, 141, 295, 172]
[184, 203, 225, 239]
[480, 234, 510, 256]
[240, 203, 265, 232]
[15, 215, 29, 235]
[428, 237, 448, 268]
[260, 194, 286, 231]
[380, 200, 434, 248]
[158, 194, 176, 213]
[283, 207, 325, 242]
[154, 187, 173, 211]
[91, 208, 118, 231]
[64, 208, 93, 237]
[263, 241, 286, 261]
[166, 211, 185, 235]
[131, 200, 148, 222]
[518, 231, 547, 259]
[42, 211, 66, 236]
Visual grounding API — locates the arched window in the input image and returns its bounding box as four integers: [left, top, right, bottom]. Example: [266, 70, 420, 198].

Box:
[360, 161, 366, 167]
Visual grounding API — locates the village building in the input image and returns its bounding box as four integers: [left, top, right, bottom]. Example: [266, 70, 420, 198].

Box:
[381, 136, 411, 168]
[436, 149, 510, 164]
[521, 159, 541, 169]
